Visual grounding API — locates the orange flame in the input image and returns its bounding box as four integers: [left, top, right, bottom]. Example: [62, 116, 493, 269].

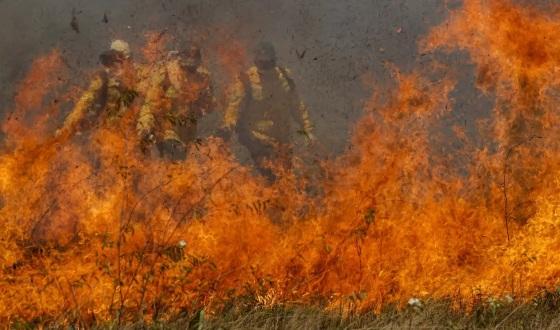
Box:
[3, 50, 66, 146]
[3, 0, 560, 325]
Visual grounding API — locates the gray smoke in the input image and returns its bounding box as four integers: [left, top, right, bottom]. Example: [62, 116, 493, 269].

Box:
[22, 0, 560, 161]
[0, 0, 455, 154]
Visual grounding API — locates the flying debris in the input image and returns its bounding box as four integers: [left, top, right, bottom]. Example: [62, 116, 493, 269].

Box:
[70, 9, 80, 33]
[296, 48, 306, 59]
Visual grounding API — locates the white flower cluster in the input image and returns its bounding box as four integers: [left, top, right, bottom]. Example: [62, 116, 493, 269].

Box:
[408, 297, 423, 308]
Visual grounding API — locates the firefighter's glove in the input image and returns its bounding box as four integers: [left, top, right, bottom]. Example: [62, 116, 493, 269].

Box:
[140, 131, 156, 154]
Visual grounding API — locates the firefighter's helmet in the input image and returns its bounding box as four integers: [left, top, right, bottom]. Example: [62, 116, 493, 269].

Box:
[180, 45, 202, 70]
[254, 42, 276, 69]
[110, 39, 132, 59]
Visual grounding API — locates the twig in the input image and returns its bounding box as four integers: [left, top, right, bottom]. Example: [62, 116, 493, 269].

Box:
[494, 303, 524, 329]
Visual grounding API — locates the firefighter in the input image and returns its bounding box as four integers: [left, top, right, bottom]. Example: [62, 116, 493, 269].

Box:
[33, 40, 139, 248]
[57, 40, 138, 140]
[221, 42, 315, 181]
[137, 45, 214, 161]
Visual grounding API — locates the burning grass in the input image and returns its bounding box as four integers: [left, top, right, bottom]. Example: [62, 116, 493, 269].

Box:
[3, 0, 560, 327]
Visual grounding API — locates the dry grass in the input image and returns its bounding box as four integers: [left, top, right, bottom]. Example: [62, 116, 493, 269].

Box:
[187, 302, 560, 329]
[25, 291, 551, 329]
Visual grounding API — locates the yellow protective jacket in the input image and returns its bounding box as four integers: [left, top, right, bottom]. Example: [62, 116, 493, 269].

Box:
[137, 59, 213, 144]
[224, 66, 313, 146]
[59, 69, 138, 137]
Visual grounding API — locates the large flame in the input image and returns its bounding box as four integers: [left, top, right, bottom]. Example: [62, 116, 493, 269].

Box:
[2, 0, 560, 324]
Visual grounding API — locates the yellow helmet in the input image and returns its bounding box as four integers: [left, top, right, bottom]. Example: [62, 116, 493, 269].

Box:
[110, 40, 131, 58]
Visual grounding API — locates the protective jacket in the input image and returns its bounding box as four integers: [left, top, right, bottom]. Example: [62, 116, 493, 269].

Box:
[137, 59, 213, 149]
[59, 70, 137, 137]
[224, 66, 313, 147]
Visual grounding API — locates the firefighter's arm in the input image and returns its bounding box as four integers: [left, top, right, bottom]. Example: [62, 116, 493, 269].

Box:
[282, 69, 315, 142]
[56, 75, 104, 137]
[223, 77, 245, 129]
[277, 67, 315, 142]
[295, 100, 316, 142]
[137, 104, 156, 145]
[137, 90, 156, 138]
[136, 71, 162, 141]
